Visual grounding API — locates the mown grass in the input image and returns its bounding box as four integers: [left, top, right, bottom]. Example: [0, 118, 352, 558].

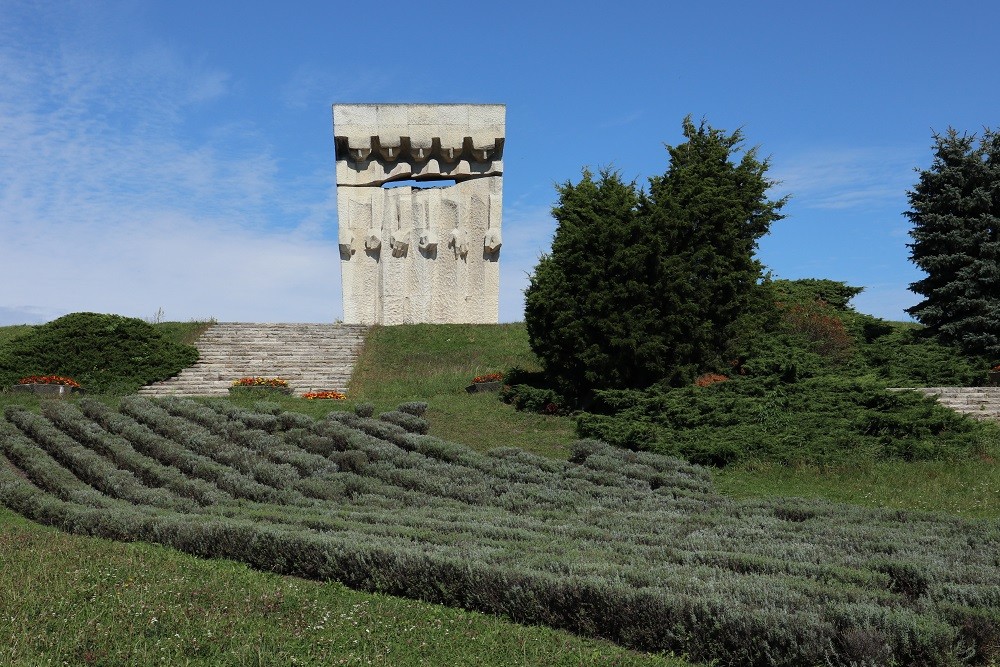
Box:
[0, 506, 690, 667]
[3, 319, 999, 664]
[0, 321, 690, 667]
[715, 454, 1000, 519]
[216, 323, 576, 459]
[347, 323, 577, 459]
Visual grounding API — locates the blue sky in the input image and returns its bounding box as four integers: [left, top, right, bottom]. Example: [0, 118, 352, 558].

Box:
[2, 0, 998, 325]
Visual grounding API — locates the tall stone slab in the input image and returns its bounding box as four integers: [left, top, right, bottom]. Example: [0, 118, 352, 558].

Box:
[333, 103, 505, 324]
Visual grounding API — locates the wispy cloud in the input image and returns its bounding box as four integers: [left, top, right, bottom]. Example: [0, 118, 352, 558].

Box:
[499, 204, 557, 322]
[600, 109, 644, 128]
[770, 146, 922, 210]
[0, 12, 343, 324]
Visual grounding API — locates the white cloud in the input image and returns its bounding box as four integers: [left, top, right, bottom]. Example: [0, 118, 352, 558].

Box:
[0, 13, 342, 324]
[770, 146, 922, 210]
[0, 216, 343, 323]
[498, 204, 557, 322]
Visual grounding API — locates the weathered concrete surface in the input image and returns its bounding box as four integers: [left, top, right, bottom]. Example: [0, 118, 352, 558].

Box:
[334, 103, 504, 325]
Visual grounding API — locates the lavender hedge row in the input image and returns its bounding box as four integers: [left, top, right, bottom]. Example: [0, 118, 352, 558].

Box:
[0, 398, 997, 666]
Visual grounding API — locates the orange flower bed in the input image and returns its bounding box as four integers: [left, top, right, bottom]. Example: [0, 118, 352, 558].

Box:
[231, 377, 289, 388]
[472, 372, 504, 383]
[18, 375, 81, 388]
[302, 391, 347, 400]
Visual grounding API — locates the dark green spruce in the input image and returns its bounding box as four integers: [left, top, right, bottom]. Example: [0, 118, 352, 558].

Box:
[906, 128, 1000, 362]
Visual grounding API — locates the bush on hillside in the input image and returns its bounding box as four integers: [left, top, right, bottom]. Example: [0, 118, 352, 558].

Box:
[0, 312, 198, 394]
[770, 278, 864, 311]
[499, 367, 566, 414]
[566, 278, 997, 466]
[853, 323, 988, 387]
[577, 374, 996, 466]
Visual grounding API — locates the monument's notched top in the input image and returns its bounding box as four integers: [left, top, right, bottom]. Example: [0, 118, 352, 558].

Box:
[333, 104, 505, 326]
[333, 104, 505, 188]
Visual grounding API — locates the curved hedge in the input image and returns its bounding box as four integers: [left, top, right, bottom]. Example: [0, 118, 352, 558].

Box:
[0, 312, 198, 393]
[1, 398, 998, 666]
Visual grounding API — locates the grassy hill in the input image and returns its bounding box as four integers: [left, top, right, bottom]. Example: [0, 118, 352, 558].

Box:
[1, 321, 998, 665]
[0, 321, 690, 667]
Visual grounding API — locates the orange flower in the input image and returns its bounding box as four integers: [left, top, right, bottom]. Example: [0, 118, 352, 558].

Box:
[472, 372, 504, 383]
[232, 377, 288, 387]
[302, 391, 346, 400]
[18, 375, 81, 388]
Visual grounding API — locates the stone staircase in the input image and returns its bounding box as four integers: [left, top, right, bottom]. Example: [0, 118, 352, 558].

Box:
[899, 387, 1000, 421]
[139, 323, 369, 397]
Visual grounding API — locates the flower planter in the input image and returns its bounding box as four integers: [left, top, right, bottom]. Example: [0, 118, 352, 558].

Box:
[11, 383, 83, 397]
[466, 381, 502, 394]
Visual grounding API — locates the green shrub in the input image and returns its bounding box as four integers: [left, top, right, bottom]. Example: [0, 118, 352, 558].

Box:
[853, 322, 987, 386]
[770, 278, 864, 311]
[379, 410, 430, 435]
[397, 401, 428, 417]
[561, 278, 995, 468]
[0, 312, 198, 393]
[578, 374, 995, 466]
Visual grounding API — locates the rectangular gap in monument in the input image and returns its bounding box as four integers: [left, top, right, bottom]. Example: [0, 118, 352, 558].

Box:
[382, 179, 458, 189]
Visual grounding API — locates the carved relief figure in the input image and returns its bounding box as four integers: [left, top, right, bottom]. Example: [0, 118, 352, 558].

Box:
[333, 104, 505, 324]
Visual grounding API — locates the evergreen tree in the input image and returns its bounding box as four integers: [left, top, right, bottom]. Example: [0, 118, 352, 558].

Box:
[524, 169, 654, 397]
[906, 128, 1000, 361]
[525, 117, 785, 400]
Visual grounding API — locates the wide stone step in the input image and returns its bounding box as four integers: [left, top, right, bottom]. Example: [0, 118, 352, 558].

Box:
[892, 387, 1000, 421]
[138, 323, 369, 397]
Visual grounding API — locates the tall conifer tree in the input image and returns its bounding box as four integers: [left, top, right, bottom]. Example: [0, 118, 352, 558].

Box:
[906, 128, 1000, 361]
[525, 117, 785, 400]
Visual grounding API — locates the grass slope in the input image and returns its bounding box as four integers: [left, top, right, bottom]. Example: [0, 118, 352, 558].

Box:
[0, 506, 684, 666]
[2, 397, 996, 666]
[348, 323, 577, 458]
[2, 320, 999, 664]
[0, 322, 688, 667]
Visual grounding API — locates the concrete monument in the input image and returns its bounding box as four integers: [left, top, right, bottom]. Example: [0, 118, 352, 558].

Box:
[333, 103, 505, 324]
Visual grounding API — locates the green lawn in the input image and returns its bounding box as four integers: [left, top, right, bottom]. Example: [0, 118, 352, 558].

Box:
[0, 506, 691, 666]
[347, 323, 577, 459]
[0, 322, 690, 667]
[715, 454, 1000, 519]
[3, 320, 999, 665]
